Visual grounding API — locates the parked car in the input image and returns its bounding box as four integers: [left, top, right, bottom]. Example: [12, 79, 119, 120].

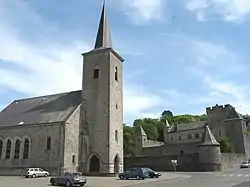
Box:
[50, 172, 87, 187]
[118, 167, 149, 180]
[144, 168, 161, 178]
[240, 161, 250, 168]
[23, 168, 49, 178]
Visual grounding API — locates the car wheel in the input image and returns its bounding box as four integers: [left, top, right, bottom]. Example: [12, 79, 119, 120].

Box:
[119, 175, 124, 180]
[66, 180, 72, 187]
[32, 174, 36, 178]
[80, 184, 85, 187]
[136, 176, 140, 180]
[50, 178, 55, 186]
[156, 175, 159, 178]
[44, 173, 48, 177]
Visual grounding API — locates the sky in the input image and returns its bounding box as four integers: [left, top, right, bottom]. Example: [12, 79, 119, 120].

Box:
[1, 0, 250, 125]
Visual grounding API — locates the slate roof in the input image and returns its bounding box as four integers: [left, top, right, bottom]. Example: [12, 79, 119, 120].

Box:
[199, 125, 220, 146]
[94, 1, 112, 49]
[168, 121, 207, 133]
[0, 90, 82, 127]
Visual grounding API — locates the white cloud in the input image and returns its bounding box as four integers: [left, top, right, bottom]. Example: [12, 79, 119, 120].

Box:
[186, 0, 250, 22]
[121, 0, 166, 23]
[0, 0, 163, 123]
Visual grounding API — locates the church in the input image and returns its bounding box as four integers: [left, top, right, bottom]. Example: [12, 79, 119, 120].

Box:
[0, 3, 124, 175]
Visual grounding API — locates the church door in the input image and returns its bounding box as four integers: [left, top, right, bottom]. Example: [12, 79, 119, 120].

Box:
[89, 155, 100, 172]
[114, 155, 120, 173]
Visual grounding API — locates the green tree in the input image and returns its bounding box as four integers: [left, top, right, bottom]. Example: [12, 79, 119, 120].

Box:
[133, 118, 159, 140]
[123, 125, 135, 156]
[219, 137, 234, 153]
[161, 110, 173, 117]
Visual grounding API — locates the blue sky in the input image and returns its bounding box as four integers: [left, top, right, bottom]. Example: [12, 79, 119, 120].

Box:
[1, 0, 250, 125]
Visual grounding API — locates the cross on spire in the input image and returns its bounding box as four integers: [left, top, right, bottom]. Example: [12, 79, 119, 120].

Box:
[94, 0, 112, 49]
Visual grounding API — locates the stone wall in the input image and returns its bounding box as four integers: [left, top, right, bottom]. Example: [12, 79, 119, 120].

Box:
[124, 154, 199, 172]
[221, 153, 247, 170]
[0, 123, 64, 176]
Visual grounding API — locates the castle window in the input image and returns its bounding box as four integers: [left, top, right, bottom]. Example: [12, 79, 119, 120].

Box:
[5, 139, 11, 159]
[179, 136, 181, 140]
[218, 131, 221, 136]
[23, 138, 30, 159]
[0, 139, 2, 159]
[115, 130, 118, 142]
[94, 68, 99, 79]
[180, 150, 184, 155]
[188, 134, 192, 139]
[46, 137, 51, 150]
[14, 139, 21, 159]
[171, 136, 173, 141]
[72, 155, 76, 164]
[115, 66, 118, 81]
[195, 133, 199, 139]
[116, 104, 118, 109]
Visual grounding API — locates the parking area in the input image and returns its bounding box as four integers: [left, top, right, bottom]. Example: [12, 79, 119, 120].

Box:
[0, 173, 188, 187]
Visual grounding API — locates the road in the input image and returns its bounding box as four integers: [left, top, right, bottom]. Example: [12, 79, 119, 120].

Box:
[142, 168, 250, 187]
[1, 168, 250, 187]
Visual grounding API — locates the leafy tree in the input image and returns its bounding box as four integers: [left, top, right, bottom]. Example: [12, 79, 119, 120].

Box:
[219, 137, 234, 153]
[161, 110, 173, 117]
[133, 118, 159, 140]
[123, 125, 135, 156]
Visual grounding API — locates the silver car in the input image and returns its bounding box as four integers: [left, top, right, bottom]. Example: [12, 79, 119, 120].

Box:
[50, 172, 87, 187]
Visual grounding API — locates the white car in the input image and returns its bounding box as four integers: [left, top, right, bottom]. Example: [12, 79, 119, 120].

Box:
[240, 161, 250, 168]
[23, 168, 50, 178]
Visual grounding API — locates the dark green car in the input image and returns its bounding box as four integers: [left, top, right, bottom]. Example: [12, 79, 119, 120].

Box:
[118, 167, 149, 180]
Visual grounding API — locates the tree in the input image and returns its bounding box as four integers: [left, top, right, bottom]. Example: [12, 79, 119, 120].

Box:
[123, 125, 135, 156]
[161, 110, 173, 117]
[219, 137, 234, 153]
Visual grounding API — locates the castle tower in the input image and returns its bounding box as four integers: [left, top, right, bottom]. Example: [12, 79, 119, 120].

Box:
[198, 126, 222, 171]
[80, 2, 124, 174]
[134, 126, 147, 155]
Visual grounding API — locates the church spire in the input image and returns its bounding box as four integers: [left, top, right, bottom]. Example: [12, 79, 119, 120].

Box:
[94, 0, 112, 49]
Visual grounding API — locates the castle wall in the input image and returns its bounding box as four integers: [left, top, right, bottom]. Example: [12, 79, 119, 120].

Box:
[141, 146, 163, 156]
[163, 143, 200, 155]
[124, 154, 199, 172]
[0, 123, 64, 176]
[221, 153, 247, 170]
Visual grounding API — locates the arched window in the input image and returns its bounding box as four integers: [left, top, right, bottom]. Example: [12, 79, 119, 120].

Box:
[115, 67, 118, 81]
[14, 139, 21, 159]
[23, 138, 30, 159]
[5, 139, 11, 159]
[0, 139, 3, 159]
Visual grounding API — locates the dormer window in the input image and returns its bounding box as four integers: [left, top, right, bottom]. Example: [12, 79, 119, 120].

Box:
[115, 67, 118, 81]
[94, 68, 99, 79]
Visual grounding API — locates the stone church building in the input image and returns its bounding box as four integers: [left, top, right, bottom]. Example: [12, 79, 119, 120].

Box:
[0, 3, 124, 175]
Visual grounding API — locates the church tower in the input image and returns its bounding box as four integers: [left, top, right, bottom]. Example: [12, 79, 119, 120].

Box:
[80, 1, 124, 174]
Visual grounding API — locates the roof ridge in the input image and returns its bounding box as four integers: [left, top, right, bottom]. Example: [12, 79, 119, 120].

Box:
[14, 90, 82, 102]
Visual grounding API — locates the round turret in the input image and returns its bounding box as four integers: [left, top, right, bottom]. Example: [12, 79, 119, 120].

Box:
[198, 126, 222, 171]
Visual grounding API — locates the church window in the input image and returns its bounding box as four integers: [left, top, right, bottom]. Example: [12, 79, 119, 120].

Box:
[14, 139, 21, 159]
[187, 134, 192, 139]
[180, 150, 184, 155]
[179, 136, 181, 140]
[218, 131, 221, 136]
[94, 68, 99, 79]
[5, 139, 11, 159]
[115, 130, 118, 142]
[171, 136, 173, 141]
[116, 104, 118, 109]
[0, 139, 2, 159]
[115, 66, 118, 81]
[195, 133, 199, 139]
[46, 137, 51, 150]
[23, 138, 30, 159]
[72, 155, 76, 164]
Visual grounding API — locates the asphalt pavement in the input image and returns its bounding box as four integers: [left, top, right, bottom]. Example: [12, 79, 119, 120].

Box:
[141, 168, 250, 187]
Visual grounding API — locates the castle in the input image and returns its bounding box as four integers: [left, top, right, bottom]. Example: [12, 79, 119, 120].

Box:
[0, 3, 124, 175]
[125, 104, 250, 171]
